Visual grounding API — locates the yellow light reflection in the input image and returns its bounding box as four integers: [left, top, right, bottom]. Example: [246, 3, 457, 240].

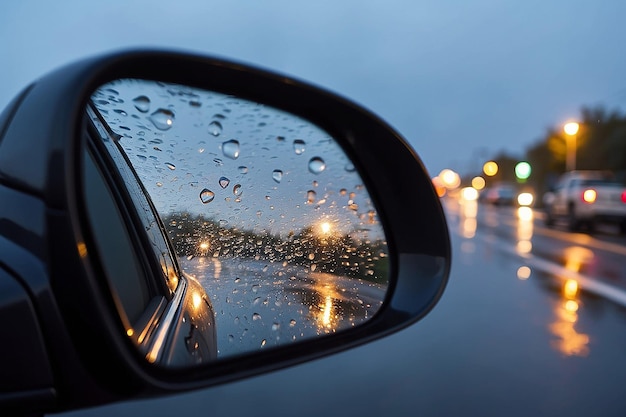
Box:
[320, 222, 332, 235]
[563, 246, 593, 273]
[516, 207, 534, 255]
[192, 291, 203, 311]
[462, 218, 477, 239]
[322, 295, 333, 328]
[563, 279, 578, 299]
[126, 328, 134, 337]
[549, 278, 589, 357]
[77, 242, 88, 258]
[517, 266, 531, 280]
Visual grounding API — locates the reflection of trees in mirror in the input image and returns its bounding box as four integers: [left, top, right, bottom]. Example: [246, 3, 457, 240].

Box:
[164, 212, 389, 285]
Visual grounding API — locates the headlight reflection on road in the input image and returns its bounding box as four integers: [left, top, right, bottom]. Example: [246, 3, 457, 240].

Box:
[516, 207, 534, 255]
[459, 189, 478, 239]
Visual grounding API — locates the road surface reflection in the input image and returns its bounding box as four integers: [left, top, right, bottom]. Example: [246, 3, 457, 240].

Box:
[179, 256, 386, 358]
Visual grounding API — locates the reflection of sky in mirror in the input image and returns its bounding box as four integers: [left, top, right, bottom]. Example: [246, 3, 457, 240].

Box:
[93, 80, 383, 239]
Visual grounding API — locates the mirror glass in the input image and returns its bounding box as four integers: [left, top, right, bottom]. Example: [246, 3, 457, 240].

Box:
[90, 79, 389, 360]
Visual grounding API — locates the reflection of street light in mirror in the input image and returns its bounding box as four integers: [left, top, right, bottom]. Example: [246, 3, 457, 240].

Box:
[563, 121, 579, 172]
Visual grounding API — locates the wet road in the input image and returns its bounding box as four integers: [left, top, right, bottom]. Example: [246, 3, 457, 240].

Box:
[62, 196, 626, 417]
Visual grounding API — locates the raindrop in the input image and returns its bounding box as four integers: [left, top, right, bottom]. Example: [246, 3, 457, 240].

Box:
[252, 313, 262, 321]
[199, 189, 215, 204]
[208, 121, 222, 136]
[272, 323, 280, 331]
[234, 277, 241, 283]
[272, 170, 283, 183]
[228, 335, 234, 343]
[149, 109, 175, 130]
[307, 190, 316, 203]
[308, 157, 326, 174]
[219, 177, 230, 188]
[340, 188, 347, 196]
[219, 219, 229, 227]
[233, 184, 242, 196]
[189, 100, 202, 107]
[238, 166, 249, 174]
[222, 139, 240, 159]
[213, 158, 223, 166]
[293, 139, 306, 155]
[345, 162, 356, 172]
[261, 339, 267, 347]
[133, 95, 151, 113]
[165, 162, 176, 170]
[289, 319, 296, 327]
[113, 109, 127, 116]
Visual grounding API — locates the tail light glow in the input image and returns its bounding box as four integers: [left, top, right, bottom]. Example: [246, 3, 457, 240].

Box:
[582, 189, 597, 204]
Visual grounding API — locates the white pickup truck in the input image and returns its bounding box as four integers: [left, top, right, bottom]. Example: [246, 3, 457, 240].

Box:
[543, 170, 626, 233]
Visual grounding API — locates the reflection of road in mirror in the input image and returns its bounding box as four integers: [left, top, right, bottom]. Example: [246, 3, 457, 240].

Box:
[180, 256, 386, 357]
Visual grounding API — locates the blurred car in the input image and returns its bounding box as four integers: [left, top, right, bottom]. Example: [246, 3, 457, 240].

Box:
[544, 170, 626, 233]
[482, 183, 517, 206]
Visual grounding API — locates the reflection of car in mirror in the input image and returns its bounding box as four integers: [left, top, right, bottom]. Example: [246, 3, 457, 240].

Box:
[0, 50, 450, 415]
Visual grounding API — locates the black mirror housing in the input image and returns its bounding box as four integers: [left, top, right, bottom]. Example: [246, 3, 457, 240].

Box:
[0, 49, 450, 415]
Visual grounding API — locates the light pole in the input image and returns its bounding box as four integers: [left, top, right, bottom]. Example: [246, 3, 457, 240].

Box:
[563, 122, 579, 172]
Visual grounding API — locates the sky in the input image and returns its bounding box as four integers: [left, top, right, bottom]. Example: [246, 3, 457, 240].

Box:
[2, 0, 626, 178]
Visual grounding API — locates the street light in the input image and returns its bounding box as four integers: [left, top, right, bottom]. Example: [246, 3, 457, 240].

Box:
[564, 121, 579, 172]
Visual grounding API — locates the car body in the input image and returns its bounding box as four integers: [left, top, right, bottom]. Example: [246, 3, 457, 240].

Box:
[543, 170, 626, 233]
[482, 182, 517, 206]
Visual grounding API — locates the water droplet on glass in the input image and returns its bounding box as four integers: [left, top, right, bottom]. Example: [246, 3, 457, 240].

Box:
[340, 188, 347, 196]
[200, 189, 215, 204]
[219, 177, 230, 188]
[149, 109, 175, 130]
[208, 121, 222, 136]
[133, 95, 151, 113]
[261, 339, 267, 347]
[165, 162, 176, 170]
[293, 139, 306, 155]
[272, 323, 280, 331]
[233, 184, 242, 196]
[345, 162, 356, 172]
[228, 334, 234, 343]
[272, 170, 283, 183]
[189, 100, 202, 107]
[219, 219, 229, 227]
[307, 190, 316, 203]
[213, 158, 223, 166]
[222, 139, 240, 159]
[238, 166, 249, 174]
[252, 313, 262, 321]
[289, 319, 296, 327]
[308, 157, 326, 174]
[113, 109, 127, 116]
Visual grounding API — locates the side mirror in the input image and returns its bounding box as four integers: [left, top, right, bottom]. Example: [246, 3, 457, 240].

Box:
[0, 49, 450, 415]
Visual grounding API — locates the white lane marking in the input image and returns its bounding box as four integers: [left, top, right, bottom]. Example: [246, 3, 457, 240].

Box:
[526, 254, 626, 307]
[500, 216, 626, 257]
[449, 216, 626, 308]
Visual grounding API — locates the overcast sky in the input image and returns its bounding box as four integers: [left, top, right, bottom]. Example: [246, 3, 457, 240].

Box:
[2, 0, 626, 177]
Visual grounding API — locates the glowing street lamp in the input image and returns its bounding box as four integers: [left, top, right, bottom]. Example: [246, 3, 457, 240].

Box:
[564, 121, 579, 172]
[483, 161, 498, 177]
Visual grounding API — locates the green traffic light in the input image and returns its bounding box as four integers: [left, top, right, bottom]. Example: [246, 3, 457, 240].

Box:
[515, 162, 531, 179]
